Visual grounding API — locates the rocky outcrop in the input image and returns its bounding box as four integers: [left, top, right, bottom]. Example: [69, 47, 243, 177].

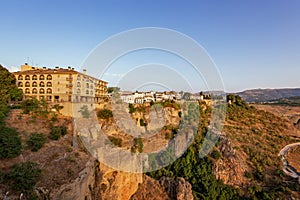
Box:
[99, 163, 143, 200]
[131, 175, 193, 200]
[213, 137, 248, 187]
[35, 159, 101, 200]
[294, 119, 300, 130]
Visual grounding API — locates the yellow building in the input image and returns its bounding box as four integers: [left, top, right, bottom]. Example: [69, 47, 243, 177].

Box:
[13, 64, 108, 116]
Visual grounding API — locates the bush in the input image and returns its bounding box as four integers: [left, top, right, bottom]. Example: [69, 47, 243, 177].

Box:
[0, 127, 22, 158]
[129, 103, 136, 114]
[97, 109, 113, 119]
[26, 133, 47, 152]
[49, 126, 67, 140]
[108, 136, 122, 147]
[8, 162, 41, 193]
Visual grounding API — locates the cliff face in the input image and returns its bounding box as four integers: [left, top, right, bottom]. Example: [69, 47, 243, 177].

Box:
[99, 163, 143, 200]
[130, 175, 193, 200]
[40, 159, 100, 200]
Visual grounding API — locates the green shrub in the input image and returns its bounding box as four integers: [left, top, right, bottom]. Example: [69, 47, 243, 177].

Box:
[0, 127, 22, 158]
[139, 118, 146, 126]
[8, 162, 41, 193]
[49, 126, 67, 140]
[131, 137, 144, 153]
[26, 133, 47, 152]
[129, 103, 136, 114]
[211, 149, 221, 159]
[108, 136, 122, 147]
[97, 109, 113, 119]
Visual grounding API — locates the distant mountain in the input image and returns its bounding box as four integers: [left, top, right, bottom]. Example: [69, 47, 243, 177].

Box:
[236, 88, 300, 102]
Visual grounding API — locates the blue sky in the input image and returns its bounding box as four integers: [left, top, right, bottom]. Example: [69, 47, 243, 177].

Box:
[0, 0, 299, 92]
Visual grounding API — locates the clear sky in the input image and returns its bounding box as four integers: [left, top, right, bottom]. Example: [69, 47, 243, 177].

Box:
[1, 0, 299, 92]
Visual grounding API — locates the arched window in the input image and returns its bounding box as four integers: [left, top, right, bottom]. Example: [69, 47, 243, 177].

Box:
[18, 82, 23, 87]
[32, 88, 37, 94]
[40, 82, 45, 87]
[47, 88, 52, 94]
[46, 75, 52, 80]
[39, 75, 45, 80]
[25, 88, 30, 94]
[77, 89, 81, 94]
[47, 82, 52, 87]
[32, 82, 37, 87]
[18, 75, 23, 80]
[32, 75, 37, 80]
[40, 88, 45, 94]
[90, 84, 93, 89]
[77, 82, 81, 87]
[86, 90, 89, 95]
[25, 75, 30, 80]
[90, 90, 93, 95]
[77, 75, 81, 80]
[86, 83, 89, 88]
[25, 82, 30, 87]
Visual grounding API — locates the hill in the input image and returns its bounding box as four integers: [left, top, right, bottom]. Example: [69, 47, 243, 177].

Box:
[236, 88, 300, 102]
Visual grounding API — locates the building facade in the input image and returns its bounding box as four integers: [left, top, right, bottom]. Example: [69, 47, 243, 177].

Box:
[13, 64, 108, 104]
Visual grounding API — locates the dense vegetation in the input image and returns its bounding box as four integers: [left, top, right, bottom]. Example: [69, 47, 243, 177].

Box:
[147, 100, 241, 199]
[0, 65, 22, 158]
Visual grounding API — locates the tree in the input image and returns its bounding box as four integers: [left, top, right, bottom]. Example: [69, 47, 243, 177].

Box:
[8, 162, 41, 193]
[0, 127, 22, 158]
[107, 87, 120, 93]
[0, 65, 22, 103]
[129, 103, 136, 114]
[97, 109, 113, 119]
[52, 104, 64, 113]
[26, 133, 47, 152]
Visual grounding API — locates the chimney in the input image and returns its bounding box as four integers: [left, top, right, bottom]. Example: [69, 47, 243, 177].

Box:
[71, 68, 74, 70]
[68, 66, 71, 70]
[25, 63, 28, 65]
[55, 66, 59, 70]
[83, 69, 87, 74]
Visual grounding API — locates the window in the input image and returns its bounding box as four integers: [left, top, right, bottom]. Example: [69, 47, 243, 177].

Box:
[18, 75, 23, 80]
[46, 96, 52, 101]
[90, 84, 93, 89]
[25, 82, 30, 87]
[90, 91, 93, 95]
[86, 90, 89, 95]
[32, 75, 37, 80]
[40, 82, 45, 87]
[32, 82, 37, 87]
[40, 88, 45, 94]
[47, 82, 52, 87]
[18, 82, 23, 87]
[77, 82, 81, 87]
[25, 75, 30, 80]
[25, 88, 30, 94]
[47, 88, 52, 94]
[86, 83, 89, 88]
[32, 88, 37, 94]
[47, 75, 52, 80]
[77, 89, 81, 94]
[39, 75, 45, 80]
[77, 75, 81, 80]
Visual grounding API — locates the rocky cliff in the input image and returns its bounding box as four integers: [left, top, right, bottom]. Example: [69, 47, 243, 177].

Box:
[130, 175, 193, 200]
